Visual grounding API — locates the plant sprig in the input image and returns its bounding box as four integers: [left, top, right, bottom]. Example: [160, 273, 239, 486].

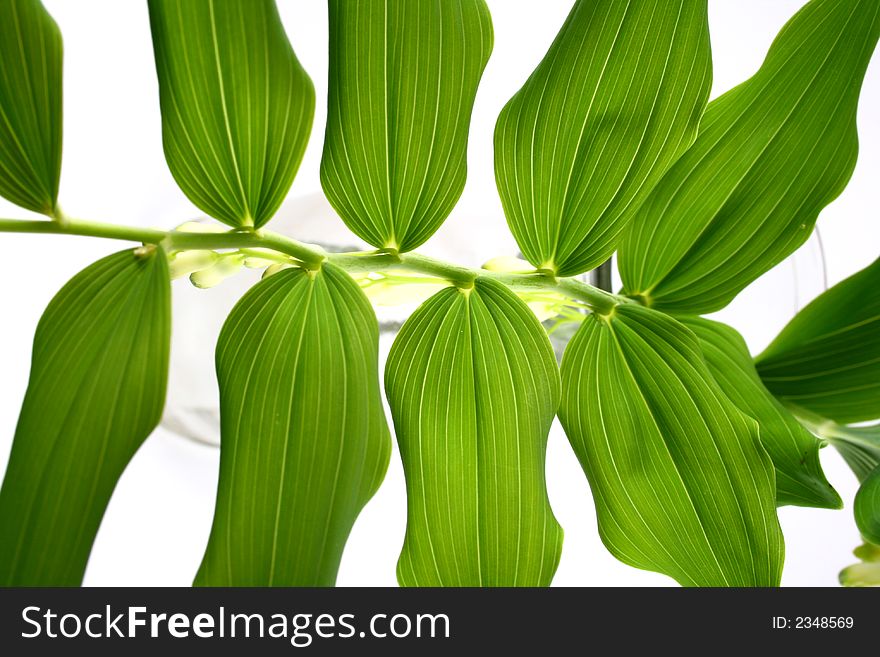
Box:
[0, 216, 624, 315]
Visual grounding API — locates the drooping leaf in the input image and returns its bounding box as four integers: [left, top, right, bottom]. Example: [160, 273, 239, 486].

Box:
[840, 543, 880, 587]
[619, 0, 880, 313]
[756, 258, 880, 424]
[855, 465, 880, 546]
[196, 264, 391, 586]
[680, 317, 840, 509]
[386, 278, 563, 586]
[494, 0, 712, 276]
[321, 0, 493, 252]
[0, 248, 170, 585]
[559, 305, 783, 586]
[148, 0, 315, 228]
[0, 0, 63, 216]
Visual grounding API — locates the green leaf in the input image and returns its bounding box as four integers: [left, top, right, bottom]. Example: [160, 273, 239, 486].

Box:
[619, 0, 880, 313]
[855, 465, 880, 546]
[679, 317, 840, 509]
[148, 0, 315, 228]
[559, 305, 783, 586]
[196, 264, 391, 586]
[839, 542, 880, 587]
[756, 257, 880, 424]
[0, 248, 170, 585]
[386, 278, 563, 586]
[825, 423, 880, 483]
[321, 0, 493, 252]
[0, 0, 63, 216]
[494, 0, 712, 276]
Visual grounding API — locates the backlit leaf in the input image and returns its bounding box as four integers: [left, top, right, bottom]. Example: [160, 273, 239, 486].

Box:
[148, 0, 315, 228]
[559, 305, 783, 586]
[680, 316, 840, 509]
[825, 423, 880, 483]
[0, 248, 170, 585]
[619, 0, 880, 313]
[386, 278, 562, 586]
[756, 258, 880, 424]
[0, 0, 62, 216]
[196, 264, 391, 586]
[854, 465, 880, 545]
[495, 0, 712, 276]
[321, 0, 493, 251]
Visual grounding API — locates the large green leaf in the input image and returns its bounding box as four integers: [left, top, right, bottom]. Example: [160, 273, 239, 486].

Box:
[559, 305, 783, 586]
[0, 0, 62, 216]
[494, 0, 711, 276]
[756, 258, 880, 424]
[196, 264, 391, 586]
[855, 465, 880, 546]
[0, 248, 170, 585]
[386, 278, 562, 586]
[680, 317, 840, 509]
[148, 0, 314, 228]
[619, 0, 880, 313]
[321, 0, 493, 252]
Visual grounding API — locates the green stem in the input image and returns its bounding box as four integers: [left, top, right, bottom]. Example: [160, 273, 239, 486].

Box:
[546, 276, 620, 315]
[327, 251, 621, 313]
[0, 217, 167, 244]
[164, 229, 326, 267]
[329, 251, 475, 284]
[0, 216, 627, 314]
[238, 248, 295, 264]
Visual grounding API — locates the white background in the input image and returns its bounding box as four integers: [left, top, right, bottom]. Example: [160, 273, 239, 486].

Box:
[0, 0, 877, 586]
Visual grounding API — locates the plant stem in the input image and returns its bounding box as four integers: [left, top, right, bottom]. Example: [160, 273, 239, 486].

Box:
[164, 229, 327, 267]
[0, 216, 627, 314]
[329, 251, 476, 284]
[0, 217, 167, 244]
[545, 276, 619, 315]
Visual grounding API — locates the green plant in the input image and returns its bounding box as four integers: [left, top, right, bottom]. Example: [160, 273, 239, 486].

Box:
[0, 0, 878, 587]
